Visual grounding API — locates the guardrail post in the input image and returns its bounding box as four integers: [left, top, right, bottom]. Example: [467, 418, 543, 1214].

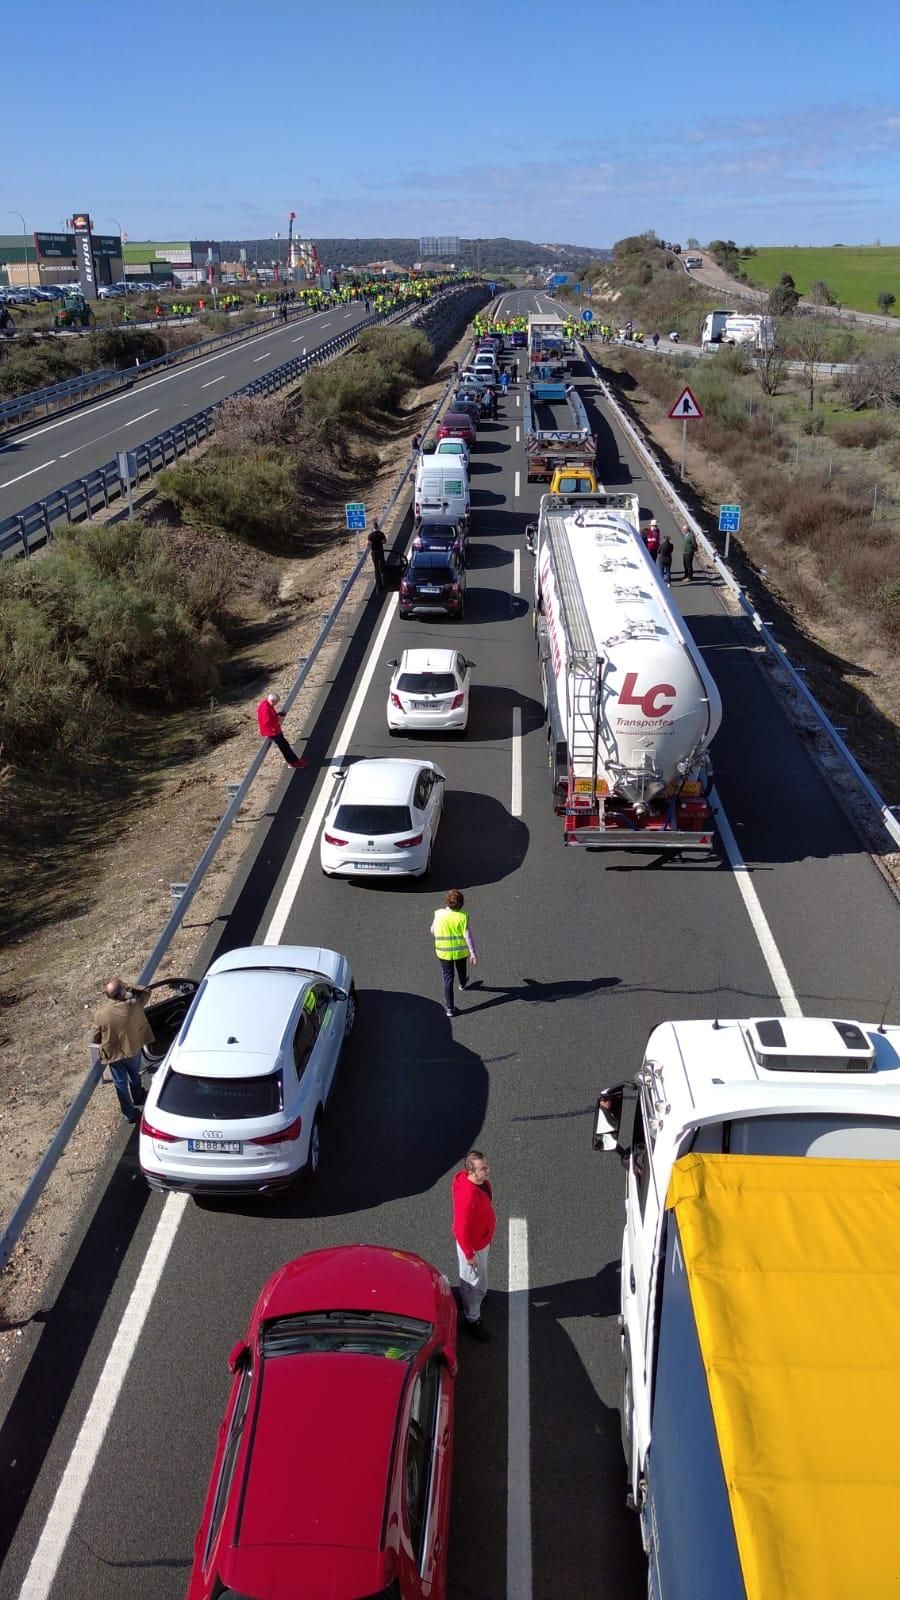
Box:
[169, 882, 189, 911]
[39, 502, 52, 541]
[79, 479, 92, 520]
[17, 515, 29, 556]
[225, 781, 241, 809]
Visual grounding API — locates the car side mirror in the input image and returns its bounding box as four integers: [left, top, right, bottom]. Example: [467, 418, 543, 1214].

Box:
[525, 524, 537, 554]
[593, 1085, 627, 1153]
[228, 1338, 248, 1374]
[386, 659, 398, 669]
[441, 1344, 458, 1379]
[433, 773, 446, 782]
[331, 986, 349, 1004]
[464, 659, 476, 669]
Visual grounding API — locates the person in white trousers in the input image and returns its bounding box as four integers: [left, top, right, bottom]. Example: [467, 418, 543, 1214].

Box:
[451, 1151, 496, 1342]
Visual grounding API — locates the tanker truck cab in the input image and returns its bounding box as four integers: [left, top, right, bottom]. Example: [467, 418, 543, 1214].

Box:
[594, 1015, 900, 1598]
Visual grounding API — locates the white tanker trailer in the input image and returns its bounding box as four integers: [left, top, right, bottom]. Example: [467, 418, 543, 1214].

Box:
[526, 493, 722, 848]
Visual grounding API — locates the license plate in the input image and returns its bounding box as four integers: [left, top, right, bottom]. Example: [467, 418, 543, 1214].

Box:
[189, 1139, 243, 1153]
[573, 778, 609, 796]
[413, 700, 437, 710]
[420, 585, 441, 594]
[353, 862, 384, 871]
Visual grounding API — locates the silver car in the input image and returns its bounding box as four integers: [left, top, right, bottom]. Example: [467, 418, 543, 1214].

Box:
[139, 945, 356, 1194]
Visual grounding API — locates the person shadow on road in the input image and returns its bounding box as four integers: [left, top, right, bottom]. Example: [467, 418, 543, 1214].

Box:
[457, 974, 619, 1016]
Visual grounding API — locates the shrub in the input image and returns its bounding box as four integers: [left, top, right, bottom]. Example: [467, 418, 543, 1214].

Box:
[0, 522, 225, 762]
[801, 409, 826, 435]
[777, 483, 860, 543]
[158, 452, 300, 541]
[0, 340, 81, 398]
[830, 417, 893, 449]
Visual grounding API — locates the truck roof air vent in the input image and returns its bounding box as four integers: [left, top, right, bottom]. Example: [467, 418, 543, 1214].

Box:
[747, 1017, 874, 1074]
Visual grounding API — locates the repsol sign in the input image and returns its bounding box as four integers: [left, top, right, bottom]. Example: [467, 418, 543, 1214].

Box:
[72, 212, 98, 299]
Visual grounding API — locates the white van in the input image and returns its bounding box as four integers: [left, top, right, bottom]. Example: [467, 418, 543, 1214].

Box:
[414, 458, 470, 527]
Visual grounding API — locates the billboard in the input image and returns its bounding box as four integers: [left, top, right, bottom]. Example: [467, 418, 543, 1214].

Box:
[418, 236, 460, 261]
[35, 232, 74, 259]
[71, 212, 97, 299]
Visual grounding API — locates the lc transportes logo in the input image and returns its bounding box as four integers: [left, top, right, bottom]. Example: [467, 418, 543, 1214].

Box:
[618, 672, 676, 718]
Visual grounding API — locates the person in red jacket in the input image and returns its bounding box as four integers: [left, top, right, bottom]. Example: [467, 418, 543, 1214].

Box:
[451, 1150, 496, 1341]
[643, 519, 661, 563]
[256, 693, 307, 768]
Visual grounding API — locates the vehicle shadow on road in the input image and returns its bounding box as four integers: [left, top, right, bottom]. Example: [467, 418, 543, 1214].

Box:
[341, 789, 529, 892]
[529, 1267, 647, 1598]
[202, 992, 489, 1221]
[467, 541, 512, 569]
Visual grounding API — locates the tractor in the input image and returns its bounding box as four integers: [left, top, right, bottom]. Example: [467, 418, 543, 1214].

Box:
[53, 292, 95, 331]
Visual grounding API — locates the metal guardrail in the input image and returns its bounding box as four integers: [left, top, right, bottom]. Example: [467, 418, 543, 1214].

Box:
[0, 369, 127, 428]
[580, 342, 900, 851]
[0, 306, 412, 559]
[0, 286, 490, 1272]
[0, 301, 330, 433]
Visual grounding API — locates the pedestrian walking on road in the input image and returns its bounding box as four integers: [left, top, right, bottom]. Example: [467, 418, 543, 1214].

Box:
[681, 522, 697, 581]
[451, 1151, 495, 1341]
[368, 519, 387, 590]
[256, 694, 307, 768]
[91, 979, 154, 1124]
[500, 370, 510, 397]
[411, 433, 421, 455]
[659, 533, 674, 585]
[431, 888, 477, 1018]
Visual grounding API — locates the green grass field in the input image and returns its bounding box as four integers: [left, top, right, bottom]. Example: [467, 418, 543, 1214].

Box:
[744, 247, 900, 314]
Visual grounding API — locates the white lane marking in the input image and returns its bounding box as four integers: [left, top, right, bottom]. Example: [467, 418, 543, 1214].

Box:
[344, 311, 354, 318]
[321, 321, 331, 328]
[511, 706, 523, 816]
[513, 548, 521, 595]
[58, 410, 158, 460]
[292, 336, 305, 343]
[514, 470, 520, 499]
[712, 791, 802, 1015]
[0, 459, 56, 488]
[265, 592, 400, 943]
[201, 375, 227, 388]
[125, 409, 158, 427]
[17, 1193, 189, 1600]
[515, 425, 520, 443]
[507, 1217, 532, 1600]
[253, 351, 272, 362]
[515, 392, 520, 408]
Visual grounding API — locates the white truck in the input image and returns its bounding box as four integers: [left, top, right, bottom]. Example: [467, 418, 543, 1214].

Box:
[701, 309, 775, 351]
[593, 1013, 900, 1600]
[527, 311, 568, 370]
[526, 493, 721, 849]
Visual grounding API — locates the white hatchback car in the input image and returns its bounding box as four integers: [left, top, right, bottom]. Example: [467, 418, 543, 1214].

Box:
[387, 649, 473, 735]
[139, 945, 355, 1195]
[320, 758, 445, 879]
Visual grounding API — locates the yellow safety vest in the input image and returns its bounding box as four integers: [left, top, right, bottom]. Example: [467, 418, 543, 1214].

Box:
[433, 908, 469, 961]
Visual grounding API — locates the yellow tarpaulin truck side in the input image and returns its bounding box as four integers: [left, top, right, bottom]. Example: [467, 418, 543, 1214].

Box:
[649, 1153, 900, 1600]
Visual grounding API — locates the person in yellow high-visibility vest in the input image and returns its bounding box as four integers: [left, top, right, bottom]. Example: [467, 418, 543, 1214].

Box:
[431, 888, 478, 1018]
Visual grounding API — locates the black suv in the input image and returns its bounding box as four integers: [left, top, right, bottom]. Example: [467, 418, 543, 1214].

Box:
[399, 550, 466, 619]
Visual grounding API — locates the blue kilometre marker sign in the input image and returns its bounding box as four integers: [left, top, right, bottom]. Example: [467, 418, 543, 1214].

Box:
[345, 502, 367, 532]
[719, 504, 741, 533]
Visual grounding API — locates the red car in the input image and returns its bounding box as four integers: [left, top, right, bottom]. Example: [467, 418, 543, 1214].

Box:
[436, 411, 476, 449]
[186, 1245, 457, 1600]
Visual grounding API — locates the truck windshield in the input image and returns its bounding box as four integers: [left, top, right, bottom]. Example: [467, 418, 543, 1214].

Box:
[689, 1113, 900, 1161]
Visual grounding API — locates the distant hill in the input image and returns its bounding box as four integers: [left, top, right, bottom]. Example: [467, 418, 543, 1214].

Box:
[220, 237, 612, 273]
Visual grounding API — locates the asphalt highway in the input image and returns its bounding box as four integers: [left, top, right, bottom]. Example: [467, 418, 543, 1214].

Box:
[1, 291, 899, 1600]
[0, 302, 372, 525]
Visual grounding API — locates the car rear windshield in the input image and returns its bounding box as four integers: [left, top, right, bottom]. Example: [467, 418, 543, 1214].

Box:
[262, 1311, 432, 1361]
[397, 673, 457, 695]
[411, 566, 453, 585]
[334, 804, 412, 834]
[158, 1069, 283, 1119]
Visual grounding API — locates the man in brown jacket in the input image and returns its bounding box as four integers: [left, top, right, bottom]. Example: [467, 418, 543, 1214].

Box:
[91, 979, 155, 1124]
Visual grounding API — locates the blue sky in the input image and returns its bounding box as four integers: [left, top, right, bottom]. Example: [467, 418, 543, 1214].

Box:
[8, 0, 900, 248]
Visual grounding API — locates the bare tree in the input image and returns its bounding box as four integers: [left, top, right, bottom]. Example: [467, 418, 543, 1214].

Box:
[839, 350, 900, 410]
[791, 315, 830, 410]
[755, 318, 786, 395]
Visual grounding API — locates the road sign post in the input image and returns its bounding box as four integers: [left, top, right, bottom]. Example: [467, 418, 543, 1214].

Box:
[345, 501, 366, 551]
[116, 449, 138, 520]
[718, 502, 741, 560]
[668, 386, 703, 478]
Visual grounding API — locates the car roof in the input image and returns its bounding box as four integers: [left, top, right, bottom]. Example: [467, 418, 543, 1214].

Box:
[173, 968, 304, 1076]
[339, 758, 423, 803]
[409, 549, 456, 566]
[398, 648, 458, 673]
[441, 411, 473, 424]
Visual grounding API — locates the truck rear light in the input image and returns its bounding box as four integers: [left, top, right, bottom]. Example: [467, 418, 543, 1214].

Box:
[140, 1116, 177, 1143]
[390, 693, 403, 709]
[450, 583, 460, 594]
[394, 834, 424, 849]
[450, 693, 464, 709]
[254, 1116, 302, 1146]
[324, 832, 348, 846]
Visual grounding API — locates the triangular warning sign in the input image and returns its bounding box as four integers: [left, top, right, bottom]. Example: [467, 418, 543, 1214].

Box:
[668, 385, 703, 420]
